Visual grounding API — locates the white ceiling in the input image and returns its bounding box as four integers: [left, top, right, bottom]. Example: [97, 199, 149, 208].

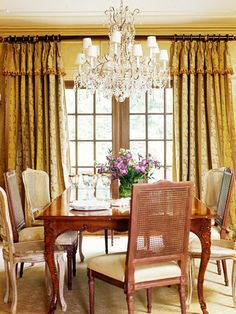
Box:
[0, 0, 236, 29]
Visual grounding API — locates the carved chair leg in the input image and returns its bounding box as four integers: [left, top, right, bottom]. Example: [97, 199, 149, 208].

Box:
[232, 260, 236, 308]
[72, 246, 77, 277]
[111, 229, 114, 246]
[3, 259, 10, 304]
[78, 231, 84, 262]
[10, 262, 17, 314]
[186, 256, 194, 307]
[19, 262, 24, 278]
[178, 281, 187, 314]
[221, 260, 229, 286]
[126, 292, 135, 314]
[88, 269, 95, 314]
[147, 288, 152, 313]
[57, 254, 67, 312]
[104, 229, 109, 254]
[67, 250, 73, 290]
[216, 260, 221, 275]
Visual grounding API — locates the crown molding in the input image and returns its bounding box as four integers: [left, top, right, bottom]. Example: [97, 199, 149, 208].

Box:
[1, 24, 236, 38]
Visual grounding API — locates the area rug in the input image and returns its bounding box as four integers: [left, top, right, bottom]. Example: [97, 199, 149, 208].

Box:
[0, 236, 235, 314]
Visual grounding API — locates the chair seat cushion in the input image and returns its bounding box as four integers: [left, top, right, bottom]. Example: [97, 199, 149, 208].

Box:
[87, 253, 181, 283]
[56, 231, 78, 245]
[189, 239, 236, 258]
[12, 241, 64, 260]
[19, 227, 77, 246]
[19, 226, 44, 242]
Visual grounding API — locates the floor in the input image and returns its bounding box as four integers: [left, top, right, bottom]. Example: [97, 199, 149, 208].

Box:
[0, 236, 235, 314]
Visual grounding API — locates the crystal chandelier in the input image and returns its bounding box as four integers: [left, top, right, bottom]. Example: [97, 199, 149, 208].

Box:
[74, 0, 170, 102]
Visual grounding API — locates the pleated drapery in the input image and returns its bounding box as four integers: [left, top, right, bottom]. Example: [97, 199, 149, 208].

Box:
[3, 40, 70, 200]
[170, 40, 236, 229]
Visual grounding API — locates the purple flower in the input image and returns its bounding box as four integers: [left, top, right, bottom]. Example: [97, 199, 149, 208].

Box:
[96, 148, 160, 182]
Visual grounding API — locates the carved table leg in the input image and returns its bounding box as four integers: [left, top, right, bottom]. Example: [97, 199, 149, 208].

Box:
[191, 218, 211, 314]
[44, 221, 58, 314]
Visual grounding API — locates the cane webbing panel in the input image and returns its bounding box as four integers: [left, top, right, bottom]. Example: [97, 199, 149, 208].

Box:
[129, 182, 192, 261]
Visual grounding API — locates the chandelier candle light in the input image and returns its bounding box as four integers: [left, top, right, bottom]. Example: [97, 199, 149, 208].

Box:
[74, 0, 170, 102]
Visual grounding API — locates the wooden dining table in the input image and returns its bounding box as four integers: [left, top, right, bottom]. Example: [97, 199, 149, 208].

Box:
[38, 192, 215, 314]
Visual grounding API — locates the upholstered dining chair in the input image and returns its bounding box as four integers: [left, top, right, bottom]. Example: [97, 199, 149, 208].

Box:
[5, 168, 82, 290]
[0, 187, 67, 314]
[189, 167, 234, 286]
[87, 180, 193, 314]
[188, 239, 236, 308]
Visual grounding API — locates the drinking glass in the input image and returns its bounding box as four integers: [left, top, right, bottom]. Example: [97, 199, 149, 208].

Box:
[101, 174, 111, 200]
[69, 174, 79, 201]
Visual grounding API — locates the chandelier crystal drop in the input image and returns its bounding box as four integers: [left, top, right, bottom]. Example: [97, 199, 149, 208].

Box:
[74, 0, 170, 102]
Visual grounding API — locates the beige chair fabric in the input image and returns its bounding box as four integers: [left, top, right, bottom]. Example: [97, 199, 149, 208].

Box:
[21, 167, 79, 246]
[0, 187, 67, 314]
[88, 253, 181, 283]
[202, 168, 225, 210]
[22, 168, 83, 289]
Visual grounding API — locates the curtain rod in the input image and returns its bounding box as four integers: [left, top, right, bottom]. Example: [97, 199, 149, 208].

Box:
[1, 34, 236, 43]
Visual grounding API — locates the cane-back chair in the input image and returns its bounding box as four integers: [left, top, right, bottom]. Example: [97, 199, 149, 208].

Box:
[87, 180, 193, 314]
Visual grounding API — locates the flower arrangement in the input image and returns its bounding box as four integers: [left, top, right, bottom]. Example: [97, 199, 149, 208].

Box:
[98, 148, 161, 197]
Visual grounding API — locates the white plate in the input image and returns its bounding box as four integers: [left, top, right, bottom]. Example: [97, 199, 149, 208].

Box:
[70, 200, 110, 211]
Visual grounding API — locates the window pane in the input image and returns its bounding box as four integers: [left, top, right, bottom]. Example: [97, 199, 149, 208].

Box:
[130, 93, 145, 113]
[96, 142, 112, 164]
[65, 89, 75, 113]
[69, 142, 76, 167]
[166, 115, 173, 139]
[166, 88, 173, 113]
[148, 141, 164, 165]
[148, 89, 164, 113]
[78, 167, 94, 174]
[96, 93, 112, 113]
[166, 141, 172, 165]
[77, 90, 93, 113]
[96, 116, 112, 140]
[148, 115, 164, 139]
[130, 115, 145, 139]
[68, 116, 75, 140]
[78, 142, 94, 166]
[129, 141, 146, 159]
[150, 167, 164, 181]
[78, 116, 93, 140]
[166, 167, 172, 180]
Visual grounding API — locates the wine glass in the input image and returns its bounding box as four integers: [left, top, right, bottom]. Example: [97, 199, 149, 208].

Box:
[82, 173, 97, 200]
[101, 174, 111, 200]
[69, 174, 79, 202]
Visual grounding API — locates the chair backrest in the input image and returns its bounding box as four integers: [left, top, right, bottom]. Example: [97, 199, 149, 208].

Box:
[22, 168, 51, 222]
[126, 180, 193, 281]
[215, 168, 234, 237]
[0, 187, 15, 257]
[4, 170, 25, 242]
[203, 168, 225, 209]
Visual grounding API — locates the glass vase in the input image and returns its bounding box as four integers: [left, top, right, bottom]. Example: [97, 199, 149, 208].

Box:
[119, 182, 132, 198]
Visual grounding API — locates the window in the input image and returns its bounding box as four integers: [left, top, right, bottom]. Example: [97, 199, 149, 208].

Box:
[129, 88, 173, 181]
[65, 81, 173, 196]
